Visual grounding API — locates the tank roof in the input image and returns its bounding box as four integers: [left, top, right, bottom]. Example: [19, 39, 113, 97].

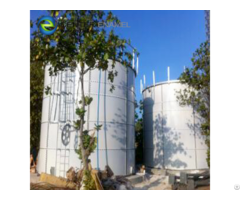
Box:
[142, 80, 180, 93]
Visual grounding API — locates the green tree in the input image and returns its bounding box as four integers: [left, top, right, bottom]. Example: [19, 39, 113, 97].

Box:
[176, 41, 210, 167]
[135, 100, 143, 164]
[30, 61, 44, 151]
[31, 10, 138, 189]
[29, 20, 44, 153]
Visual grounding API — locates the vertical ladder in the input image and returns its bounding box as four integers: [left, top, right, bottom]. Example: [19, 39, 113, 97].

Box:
[56, 68, 76, 177]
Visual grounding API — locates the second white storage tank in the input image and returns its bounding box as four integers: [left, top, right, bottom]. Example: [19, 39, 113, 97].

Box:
[143, 80, 208, 170]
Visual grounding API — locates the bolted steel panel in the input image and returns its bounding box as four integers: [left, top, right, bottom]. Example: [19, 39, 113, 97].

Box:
[143, 81, 208, 170]
[37, 61, 136, 177]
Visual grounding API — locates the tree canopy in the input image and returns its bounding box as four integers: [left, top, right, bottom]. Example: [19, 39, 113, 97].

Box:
[177, 41, 210, 167]
[30, 10, 138, 189]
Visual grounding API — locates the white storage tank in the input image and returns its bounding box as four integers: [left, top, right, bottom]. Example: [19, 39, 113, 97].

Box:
[142, 80, 208, 170]
[37, 60, 136, 176]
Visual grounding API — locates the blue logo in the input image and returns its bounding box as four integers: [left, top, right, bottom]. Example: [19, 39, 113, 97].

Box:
[38, 16, 57, 35]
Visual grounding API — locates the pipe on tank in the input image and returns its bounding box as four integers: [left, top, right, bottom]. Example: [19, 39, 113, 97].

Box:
[167, 66, 170, 82]
[153, 71, 155, 86]
[136, 56, 139, 74]
[132, 51, 135, 69]
[143, 75, 146, 88]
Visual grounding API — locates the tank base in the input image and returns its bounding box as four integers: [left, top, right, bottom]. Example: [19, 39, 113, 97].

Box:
[145, 166, 209, 176]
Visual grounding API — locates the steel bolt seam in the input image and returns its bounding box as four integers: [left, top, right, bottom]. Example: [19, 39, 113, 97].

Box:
[143, 81, 208, 170]
[37, 61, 136, 176]
[42, 92, 136, 104]
[43, 80, 136, 95]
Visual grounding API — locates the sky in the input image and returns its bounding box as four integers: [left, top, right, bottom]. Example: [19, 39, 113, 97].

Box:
[30, 10, 206, 109]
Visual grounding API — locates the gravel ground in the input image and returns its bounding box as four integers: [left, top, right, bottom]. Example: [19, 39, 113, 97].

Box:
[133, 175, 171, 190]
[196, 186, 210, 190]
[30, 173, 40, 183]
[31, 172, 209, 190]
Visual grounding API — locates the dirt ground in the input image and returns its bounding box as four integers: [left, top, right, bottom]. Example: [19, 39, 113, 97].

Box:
[196, 186, 210, 190]
[132, 174, 210, 190]
[133, 175, 171, 190]
[30, 172, 209, 190]
[30, 173, 40, 183]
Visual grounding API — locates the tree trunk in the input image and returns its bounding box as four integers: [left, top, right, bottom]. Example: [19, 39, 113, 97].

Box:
[79, 63, 89, 171]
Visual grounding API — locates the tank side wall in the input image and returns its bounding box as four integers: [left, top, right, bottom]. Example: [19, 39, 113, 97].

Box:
[143, 82, 208, 170]
[37, 62, 135, 176]
[126, 68, 136, 174]
[143, 86, 164, 168]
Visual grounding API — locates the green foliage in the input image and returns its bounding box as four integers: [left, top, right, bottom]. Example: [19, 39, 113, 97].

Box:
[104, 53, 109, 61]
[75, 107, 86, 118]
[30, 20, 33, 28]
[135, 100, 143, 164]
[176, 41, 210, 167]
[94, 124, 102, 131]
[79, 96, 93, 105]
[75, 132, 97, 160]
[30, 10, 138, 84]
[83, 170, 96, 190]
[85, 96, 93, 105]
[73, 119, 81, 130]
[207, 149, 210, 167]
[30, 61, 44, 150]
[45, 86, 52, 95]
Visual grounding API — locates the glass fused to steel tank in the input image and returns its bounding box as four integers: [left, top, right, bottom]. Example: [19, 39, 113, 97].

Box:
[37, 60, 136, 177]
[142, 80, 208, 170]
